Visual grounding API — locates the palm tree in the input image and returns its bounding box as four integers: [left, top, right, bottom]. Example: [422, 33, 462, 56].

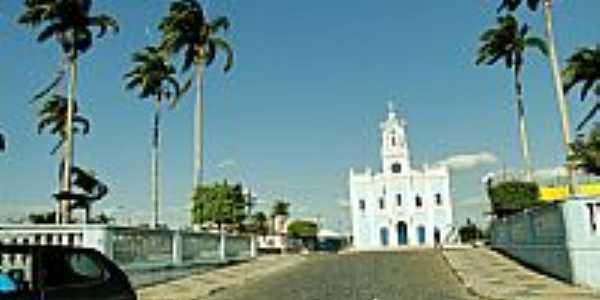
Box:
[477, 15, 548, 181]
[124, 46, 183, 229]
[18, 0, 118, 223]
[251, 212, 268, 236]
[158, 0, 234, 190]
[497, 0, 576, 192]
[563, 46, 600, 131]
[37, 95, 90, 156]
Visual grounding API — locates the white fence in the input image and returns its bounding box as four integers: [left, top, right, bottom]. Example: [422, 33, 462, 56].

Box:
[0, 224, 256, 270]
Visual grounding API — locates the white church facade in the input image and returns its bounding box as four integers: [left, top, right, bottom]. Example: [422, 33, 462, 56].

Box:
[349, 104, 453, 250]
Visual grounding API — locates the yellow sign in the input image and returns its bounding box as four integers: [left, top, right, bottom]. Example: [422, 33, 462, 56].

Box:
[539, 183, 600, 201]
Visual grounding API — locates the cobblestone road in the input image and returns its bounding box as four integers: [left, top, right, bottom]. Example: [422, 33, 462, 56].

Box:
[211, 250, 478, 300]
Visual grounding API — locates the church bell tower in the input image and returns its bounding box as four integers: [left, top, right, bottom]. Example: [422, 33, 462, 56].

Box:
[380, 102, 410, 175]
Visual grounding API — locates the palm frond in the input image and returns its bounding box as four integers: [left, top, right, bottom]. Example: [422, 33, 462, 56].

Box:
[209, 37, 234, 73]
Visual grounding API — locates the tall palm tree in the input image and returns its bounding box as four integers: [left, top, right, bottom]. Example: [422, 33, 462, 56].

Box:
[563, 46, 600, 131]
[158, 0, 234, 190]
[477, 15, 548, 181]
[497, 0, 576, 192]
[18, 0, 118, 223]
[124, 46, 183, 229]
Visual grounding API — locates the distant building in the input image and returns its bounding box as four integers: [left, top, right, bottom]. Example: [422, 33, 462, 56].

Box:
[349, 103, 453, 250]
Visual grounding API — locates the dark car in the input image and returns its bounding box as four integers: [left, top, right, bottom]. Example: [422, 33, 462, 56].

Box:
[0, 245, 136, 300]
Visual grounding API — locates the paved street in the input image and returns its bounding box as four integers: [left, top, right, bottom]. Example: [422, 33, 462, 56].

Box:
[211, 250, 477, 300]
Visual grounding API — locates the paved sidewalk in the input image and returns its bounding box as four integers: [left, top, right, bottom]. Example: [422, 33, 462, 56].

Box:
[137, 255, 305, 300]
[443, 247, 600, 300]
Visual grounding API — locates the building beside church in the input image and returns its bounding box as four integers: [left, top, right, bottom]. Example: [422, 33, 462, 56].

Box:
[349, 104, 453, 250]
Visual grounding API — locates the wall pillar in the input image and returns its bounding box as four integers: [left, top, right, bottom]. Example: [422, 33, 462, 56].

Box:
[172, 230, 183, 265]
[219, 229, 226, 262]
[82, 225, 113, 260]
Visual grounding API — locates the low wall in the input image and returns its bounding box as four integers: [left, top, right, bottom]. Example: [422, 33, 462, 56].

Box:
[490, 197, 600, 288]
[0, 225, 257, 270]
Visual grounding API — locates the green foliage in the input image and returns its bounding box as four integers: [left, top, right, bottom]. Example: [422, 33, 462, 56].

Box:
[571, 124, 600, 175]
[37, 94, 90, 155]
[248, 211, 268, 235]
[488, 181, 540, 217]
[18, 0, 119, 59]
[124, 46, 185, 103]
[459, 224, 484, 243]
[287, 220, 318, 239]
[271, 200, 290, 217]
[497, 0, 541, 13]
[191, 181, 247, 228]
[476, 15, 547, 71]
[563, 46, 600, 131]
[28, 211, 57, 224]
[158, 0, 234, 73]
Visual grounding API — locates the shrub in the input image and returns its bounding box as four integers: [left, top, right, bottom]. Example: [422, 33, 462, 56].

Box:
[488, 181, 540, 217]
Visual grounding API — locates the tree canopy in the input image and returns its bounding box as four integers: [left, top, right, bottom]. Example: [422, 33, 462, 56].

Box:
[271, 200, 290, 217]
[488, 181, 541, 217]
[571, 123, 600, 176]
[287, 220, 318, 239]
[191, 181, 247, 229]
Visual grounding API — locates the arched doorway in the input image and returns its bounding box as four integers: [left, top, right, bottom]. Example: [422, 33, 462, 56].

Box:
[380, 227, 389, 247]
[434, 227, 441, 245]
[397, 221, 408, 245]
[417, 226, 426, 245]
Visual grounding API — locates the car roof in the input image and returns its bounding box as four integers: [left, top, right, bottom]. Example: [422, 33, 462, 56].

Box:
[0, 245, 98, 254]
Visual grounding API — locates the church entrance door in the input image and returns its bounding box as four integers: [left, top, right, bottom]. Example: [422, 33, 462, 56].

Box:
[417, 226, 426, 245]
[380, 227, 389, 247]
[434, 227, 441, 245]
[396, 221, 408, 245]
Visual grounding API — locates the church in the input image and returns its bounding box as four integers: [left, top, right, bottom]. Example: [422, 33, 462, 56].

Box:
[349, 104, 453, 250]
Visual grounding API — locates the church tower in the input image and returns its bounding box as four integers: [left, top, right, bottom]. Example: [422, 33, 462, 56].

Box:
[380, 102, 410, 175]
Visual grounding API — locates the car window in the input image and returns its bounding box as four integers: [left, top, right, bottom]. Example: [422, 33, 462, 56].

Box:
[67, 253, 104, 280]
[43, 251, 107, 289]
[0, 274, 17, 293]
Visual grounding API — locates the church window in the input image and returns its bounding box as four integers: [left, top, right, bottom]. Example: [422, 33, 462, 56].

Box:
[435, 193, 442, 206]
[391, 136, 396, 146]
[379, 198, 385, 209]
[396, 194, 402, 206]
[359, 200, 366, 211]
[391, 163, 402, 174]
[415, 195, 423, 208]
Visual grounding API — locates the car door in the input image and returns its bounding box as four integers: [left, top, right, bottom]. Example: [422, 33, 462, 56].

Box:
[40, 250, 119, 300]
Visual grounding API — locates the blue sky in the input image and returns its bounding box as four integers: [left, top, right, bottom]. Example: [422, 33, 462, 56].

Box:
[0, 1, 599, 230]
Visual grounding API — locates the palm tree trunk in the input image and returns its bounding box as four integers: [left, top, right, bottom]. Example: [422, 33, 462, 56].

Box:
[543, 0, 577, 193]
[151, 97, 161, 229]
[193, 61, 205, 189]
[62, 54, 77, 224]
[514, 66, 533, 181]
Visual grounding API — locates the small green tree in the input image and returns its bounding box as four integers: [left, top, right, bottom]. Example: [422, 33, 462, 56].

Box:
[287, 220, 318, 239]
[250, 211, 268, 236]
[459, 223, 484, 243]
[271, 200, 290, 217]
[191, 181, 246, 230]
[488, 181, 540, 217]
[571, 123, 600, 176]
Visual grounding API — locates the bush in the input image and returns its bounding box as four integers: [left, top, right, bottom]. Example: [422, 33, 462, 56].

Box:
[287, 220, 318, 239]
[488, 181, 540, 217]
[459, 224, 483, 243]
